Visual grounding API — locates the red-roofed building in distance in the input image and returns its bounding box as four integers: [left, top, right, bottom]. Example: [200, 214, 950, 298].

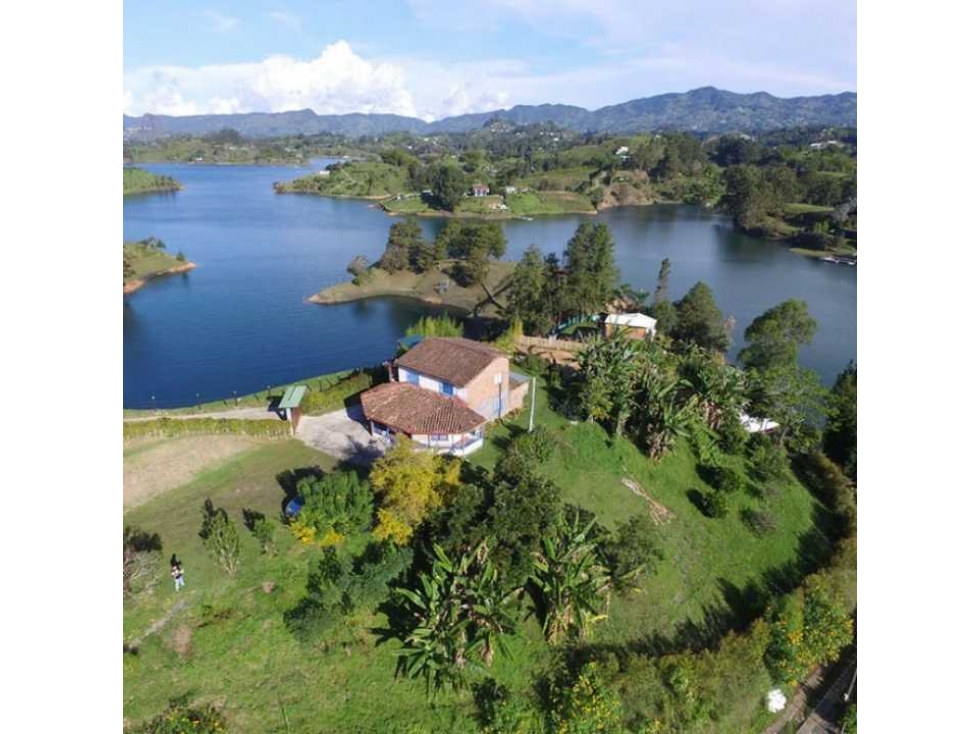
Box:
[360, 337, 530, 456]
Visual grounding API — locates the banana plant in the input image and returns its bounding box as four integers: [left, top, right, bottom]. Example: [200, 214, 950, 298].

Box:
[392, 542, 519, 696]
[529, 510, 613, 644]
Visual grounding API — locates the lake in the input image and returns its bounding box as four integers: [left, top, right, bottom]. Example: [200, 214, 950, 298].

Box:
[124, 162, 856, 409]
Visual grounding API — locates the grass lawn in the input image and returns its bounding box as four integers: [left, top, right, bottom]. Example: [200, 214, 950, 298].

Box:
[505, 190, 596, 216]
[277, 162, 408, 199]
[123, 439, 545, 733]
[124, 381, 832, 732]
[471, 380, 833, 642]
[783, 202, 835, 216]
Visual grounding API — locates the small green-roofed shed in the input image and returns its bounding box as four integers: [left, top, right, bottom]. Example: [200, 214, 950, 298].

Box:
[279, 385, 307, 410]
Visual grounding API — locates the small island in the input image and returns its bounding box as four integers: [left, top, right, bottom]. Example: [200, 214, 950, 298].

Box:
[123, 237, 195, 294]
[123, 167, 181, 196]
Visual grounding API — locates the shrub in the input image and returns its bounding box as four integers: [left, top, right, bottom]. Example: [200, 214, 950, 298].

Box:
[124, 526, 162, 597]
[702, 464, 746, 494]
[244, 510, 276, 555]
[717, 411, 749, 454]
[605, 514, 664, 588]
[299, 371, 374, 416]
[748, 433, 790, 482]
[547, 661, 625, 734]
[701, 488, 729, 518]
[742, 507, 778, 537]
[123, 417, 291, 439]
[125, 697, 226, 734]
[473, 679, 537, 734]
[792, 451, 857, 538]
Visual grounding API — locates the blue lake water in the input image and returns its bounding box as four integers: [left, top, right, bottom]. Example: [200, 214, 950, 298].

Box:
[124, 162, 856, 409]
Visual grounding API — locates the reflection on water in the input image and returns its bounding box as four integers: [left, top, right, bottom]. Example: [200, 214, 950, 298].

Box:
[124, 163, 855, 408]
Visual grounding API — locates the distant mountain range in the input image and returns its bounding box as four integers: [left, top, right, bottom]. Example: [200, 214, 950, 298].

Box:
[123, 87, 856, 140]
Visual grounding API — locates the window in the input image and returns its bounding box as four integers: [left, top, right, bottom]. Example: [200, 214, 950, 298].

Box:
[494, 372, 503, 385]
[405, 371, 420, 385]
[431, 434, 448, 442]
[440, 381, 454, 396]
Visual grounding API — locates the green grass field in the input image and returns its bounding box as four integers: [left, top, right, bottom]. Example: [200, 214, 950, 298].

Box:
[276, 162, 409, 199]
[123, 242, 189, 284]
[504, 190, 596, 216]
[124, 167, 181, 196]
[124, 378, 830, 732]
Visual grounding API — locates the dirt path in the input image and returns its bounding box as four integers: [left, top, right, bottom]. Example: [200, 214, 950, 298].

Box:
[125, 598, 188, 652]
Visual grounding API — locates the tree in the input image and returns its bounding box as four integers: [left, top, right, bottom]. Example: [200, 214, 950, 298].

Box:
[720, 165, 771, 230]
[548, 661, 626, 734]
[379, 220, 426, 273]
[392, 542, 518, 695]
[486, 470, 561, 585]
[431, 163, 467, 211]
[563, 223, 619, 318]
[504, 245, 552, 334]
[286, 541, 412, 642]
[673, 281, 731, 353]
[437, 221, 507, 286]
[290, 471, 374, 546]
[530, 510, 613, 644]
[199, 499, 241, 576]
[739, 299, 818, 372]
[605, 514, 663, 589]
[823, 362, 857, 480]
[653, 257, 671, 304]
[370, 436, 462, 545]
[748, 363, 826, 447]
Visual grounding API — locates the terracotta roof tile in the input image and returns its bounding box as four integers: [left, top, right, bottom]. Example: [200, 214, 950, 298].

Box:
[361, 382, 486, 435]
[396, 337, 502, 387]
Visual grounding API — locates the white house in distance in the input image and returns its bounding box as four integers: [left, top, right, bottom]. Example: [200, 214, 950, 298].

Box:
[603, 312, 657, 340]
[471, 183, 490, 197]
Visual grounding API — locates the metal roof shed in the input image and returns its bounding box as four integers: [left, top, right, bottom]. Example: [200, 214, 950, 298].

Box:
[278, 385, 307, 430]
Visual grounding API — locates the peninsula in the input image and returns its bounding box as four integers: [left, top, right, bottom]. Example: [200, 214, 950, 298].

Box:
[123, 237, 195, 294]
[123, 167, 181, 196]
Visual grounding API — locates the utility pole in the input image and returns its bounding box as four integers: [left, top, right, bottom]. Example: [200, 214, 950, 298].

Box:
[528, 377, 536, 433]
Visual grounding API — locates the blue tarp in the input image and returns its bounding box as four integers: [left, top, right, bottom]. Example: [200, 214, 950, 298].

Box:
[285, 497, 304, 518]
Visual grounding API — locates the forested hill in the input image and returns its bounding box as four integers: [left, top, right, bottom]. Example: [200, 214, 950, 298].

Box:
[124, 87, 856, 140]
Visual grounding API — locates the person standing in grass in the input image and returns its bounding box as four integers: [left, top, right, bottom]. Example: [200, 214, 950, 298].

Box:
[170, 555, 185, 591]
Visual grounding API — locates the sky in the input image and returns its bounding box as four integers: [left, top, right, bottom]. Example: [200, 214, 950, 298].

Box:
[123, 0, 856, 121]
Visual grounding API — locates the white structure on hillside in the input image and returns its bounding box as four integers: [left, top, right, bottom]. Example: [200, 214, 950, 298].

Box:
[740, 413, 779, 434]
[603, 312, 657, 339]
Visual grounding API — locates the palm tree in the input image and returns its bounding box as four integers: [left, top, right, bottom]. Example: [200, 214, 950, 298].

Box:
[392, 542, 518, 696]
[529, 510, 613, 644]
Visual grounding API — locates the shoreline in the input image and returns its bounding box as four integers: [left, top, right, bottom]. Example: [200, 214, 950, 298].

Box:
[124, 261, 196, 294]
[123, 184, 183, 197]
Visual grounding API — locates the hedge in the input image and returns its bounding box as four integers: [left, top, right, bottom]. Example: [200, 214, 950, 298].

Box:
[123, 417, 291, 439]
[300, 370, 376, 416]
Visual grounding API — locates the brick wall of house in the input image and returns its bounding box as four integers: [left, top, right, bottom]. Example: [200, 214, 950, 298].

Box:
[465, 355, 512, 419]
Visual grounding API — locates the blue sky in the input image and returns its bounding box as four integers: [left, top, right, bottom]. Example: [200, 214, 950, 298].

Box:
[123, 0, 856, 119]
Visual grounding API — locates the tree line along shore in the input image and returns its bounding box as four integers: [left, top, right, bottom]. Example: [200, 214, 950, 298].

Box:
[271, 124, 856, 256]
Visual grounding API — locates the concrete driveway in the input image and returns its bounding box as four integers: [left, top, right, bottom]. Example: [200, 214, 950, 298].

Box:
[295, 404, 388, 466]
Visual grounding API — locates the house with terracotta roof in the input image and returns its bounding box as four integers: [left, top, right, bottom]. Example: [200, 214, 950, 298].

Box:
[360, 337, 531, 456]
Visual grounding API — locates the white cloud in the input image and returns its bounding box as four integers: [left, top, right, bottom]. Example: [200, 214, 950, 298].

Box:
[124, 41, 417, 117]
[202, 10, 239, 34]
[269, 11, 301, 32]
